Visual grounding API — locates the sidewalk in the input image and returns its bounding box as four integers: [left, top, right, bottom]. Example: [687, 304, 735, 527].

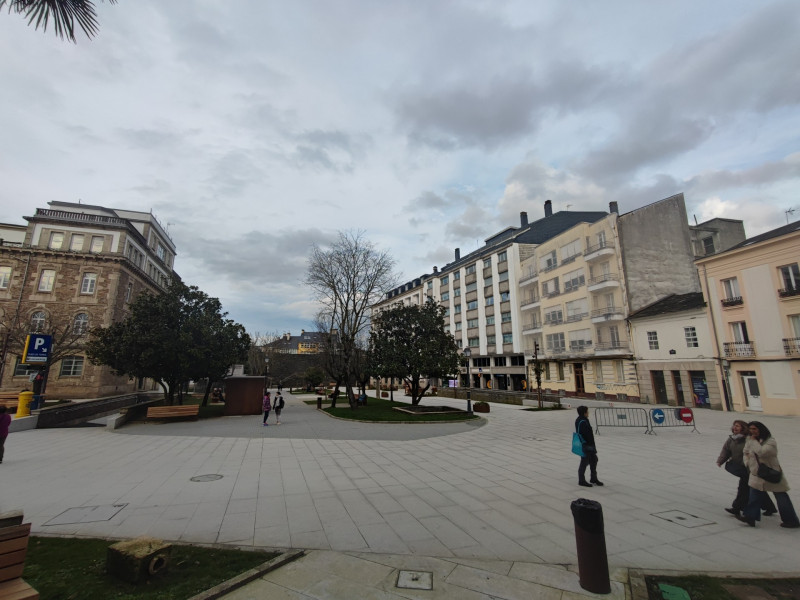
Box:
[2, 391, 799, 598]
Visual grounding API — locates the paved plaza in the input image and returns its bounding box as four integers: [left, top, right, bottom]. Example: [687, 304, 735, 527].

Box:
[2, 392, 799, 598]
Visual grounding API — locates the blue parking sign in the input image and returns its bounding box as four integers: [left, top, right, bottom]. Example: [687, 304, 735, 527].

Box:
[22, 334, 52, 364]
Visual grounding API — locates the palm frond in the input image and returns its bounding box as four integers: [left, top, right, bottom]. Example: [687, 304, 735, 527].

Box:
[1, 0, 117, 42]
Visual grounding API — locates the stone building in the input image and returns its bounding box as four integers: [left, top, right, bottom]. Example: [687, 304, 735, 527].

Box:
[0, 201, 176, 399]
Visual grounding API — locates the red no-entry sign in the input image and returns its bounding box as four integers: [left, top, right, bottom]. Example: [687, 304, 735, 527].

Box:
[679, 407, 693, 423]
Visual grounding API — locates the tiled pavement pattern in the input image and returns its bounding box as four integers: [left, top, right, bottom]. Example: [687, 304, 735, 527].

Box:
[2, 392, 799, 598]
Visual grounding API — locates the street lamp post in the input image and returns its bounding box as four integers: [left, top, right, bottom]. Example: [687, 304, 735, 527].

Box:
[462, 347, 472, 414]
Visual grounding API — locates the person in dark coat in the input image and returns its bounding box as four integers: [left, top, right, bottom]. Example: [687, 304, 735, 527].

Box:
[576, 406, 603, 487]
[717, 419, 776, 517]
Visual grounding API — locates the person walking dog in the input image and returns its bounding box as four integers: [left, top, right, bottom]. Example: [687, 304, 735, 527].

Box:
[576, 406, 603, 487]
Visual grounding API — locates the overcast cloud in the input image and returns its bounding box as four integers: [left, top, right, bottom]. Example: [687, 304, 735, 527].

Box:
[1, 1, 798, 335]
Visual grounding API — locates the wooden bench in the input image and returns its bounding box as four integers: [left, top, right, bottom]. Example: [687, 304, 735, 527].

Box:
[145, 405, 200, 421]
[0, 522, 39, 600]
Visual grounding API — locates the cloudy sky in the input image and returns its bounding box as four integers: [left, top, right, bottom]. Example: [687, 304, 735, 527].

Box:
[1, 1, 798, 335]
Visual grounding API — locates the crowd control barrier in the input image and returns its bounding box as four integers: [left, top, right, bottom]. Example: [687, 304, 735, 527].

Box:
[649, 407, 699, 434]
[594, 407, 652, 434]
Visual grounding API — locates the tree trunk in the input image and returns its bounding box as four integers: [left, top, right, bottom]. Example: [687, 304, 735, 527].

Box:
[202, 379, 213, 407]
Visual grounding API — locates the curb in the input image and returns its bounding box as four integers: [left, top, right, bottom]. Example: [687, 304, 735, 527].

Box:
[187, 549, 305, 600]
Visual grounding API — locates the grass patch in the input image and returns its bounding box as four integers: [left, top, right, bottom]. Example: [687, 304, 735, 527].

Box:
[24, 536, 278, 600]
[645, 575, 800, 600]
[313, 395, 479, 422]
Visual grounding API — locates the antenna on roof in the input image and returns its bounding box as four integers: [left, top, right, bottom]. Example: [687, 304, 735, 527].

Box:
[565, 204, 572, 211]
[786, 208, 797, 224]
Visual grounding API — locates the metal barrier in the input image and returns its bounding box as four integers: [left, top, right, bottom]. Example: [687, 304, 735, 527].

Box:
[594, 407, 652, 434]
[649, 407, 699, 434]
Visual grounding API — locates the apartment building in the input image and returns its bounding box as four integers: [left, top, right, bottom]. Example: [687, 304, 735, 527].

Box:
[376, 201, 608, 391]
[696, 221, 800, 416]
[268, 331, 324, 354]
[0, 201, 176, 398]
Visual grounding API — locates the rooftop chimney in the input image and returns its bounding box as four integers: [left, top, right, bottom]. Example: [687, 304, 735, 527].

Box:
[609, 201, 619, 214]
[544, 199, 552, 217]
[520, 211, 529, 227]
[433, 266, 438, 273]
[455, 248, 461, 261]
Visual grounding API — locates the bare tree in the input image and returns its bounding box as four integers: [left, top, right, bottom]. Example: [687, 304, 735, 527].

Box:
[305, 231, 397, 408]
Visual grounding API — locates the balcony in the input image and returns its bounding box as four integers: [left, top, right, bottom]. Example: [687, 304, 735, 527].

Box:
[569, 341, 593, 355]
[591, 306, 624, 323]
[724, 341, 756, 358]
[544, 315, 564, 326]
[594, 341, 629, 355]
[522, 320, 543, 335]
[561, 253, 580, 266]
[566, 312, 589, 323]
[542, 262, 559, 273]
[520, 295, 541, 310]
[587, 273, 620, 292]
[779, 287, 800, 298]
[584, 241, 615, 261]
[519, 267, 539, 285]
[784, 337, 800, 356]
[721, 296, 743, 307]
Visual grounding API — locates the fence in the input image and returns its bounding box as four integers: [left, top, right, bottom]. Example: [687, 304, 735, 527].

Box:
[649, 407, 699, 434]
[594, 407, 652, 434]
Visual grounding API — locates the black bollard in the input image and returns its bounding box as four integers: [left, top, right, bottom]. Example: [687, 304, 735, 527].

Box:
[317, 397, 322, 410]
[571, 498, 611, 594]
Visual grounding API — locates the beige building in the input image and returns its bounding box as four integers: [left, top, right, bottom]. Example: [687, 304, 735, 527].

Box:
[696, 221, 800, 416]
[0, 201, 176, 399]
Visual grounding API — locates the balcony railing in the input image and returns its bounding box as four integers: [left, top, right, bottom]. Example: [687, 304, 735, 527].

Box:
[588, 273, 619, 286]
[594, 341, 628, 351]
[544, 315, 564, 325]
[542, 262, 558, 273]
[721, 296, 743, 307]
[520, 295, 540, 307]
[519, 267, 539, 283]
[566, 312, 589, 323]
[724, 341, 756, 358]
[584, 241, 615, 256]
[779, 287, 800, 298]
[783, 337, 800, 355]
[591, 306, 623, 319]
[561, 253, 580, 266]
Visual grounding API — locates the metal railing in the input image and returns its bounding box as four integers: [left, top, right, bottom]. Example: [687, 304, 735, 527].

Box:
[591, 307, 623, 318]
[566, 312, 589, 323]
[783, 337, 800, 355]
[519, 267, 539, 283]
[594, 407, 651, 434]
[588, 273, 619, 286]
[724, 341, 755, 357]
[721, 296, 743, 307]
[585, 241, 615, 255]
[779, 287, 800, 298]
[594, 341, 628, 351]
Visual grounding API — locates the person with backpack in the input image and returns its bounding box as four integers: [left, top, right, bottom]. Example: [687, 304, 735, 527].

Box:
[262, 391, 272, 426]
[274, 392, 285, 425]
[576, 406, 603, 487]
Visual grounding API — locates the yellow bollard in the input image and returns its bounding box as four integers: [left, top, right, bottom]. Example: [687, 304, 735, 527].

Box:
[16, 391, 34, 417]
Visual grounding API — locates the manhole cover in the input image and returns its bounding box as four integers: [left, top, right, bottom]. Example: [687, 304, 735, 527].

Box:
[397, 570, 433, 590]
[652, 510, 714, 528]
[190, 474, 223, 482]
[45, 504, 127, 526]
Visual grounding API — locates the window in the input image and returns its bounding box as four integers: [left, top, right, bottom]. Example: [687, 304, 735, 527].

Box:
[474, 357, 490, 367]
[779, 264, 800, 291]
[494, 356, 506, 366]
[465, 282, 477, 293]
[569, 329, 592, 350]
[156, 243, 167, 261]
[483, 276, 493, 287]
[722, 277, 740, 300]
[0, 266, 10, 289]
[790, 315, 800, 338]
[595, 360, 604, 383]
[486, 335, 496, 345]
[13, 358, 38, 377]
[731, 321, 749, 343]
[465, 264, 476, 275]
[440, 275, 449, 286]
[444, 325, 450, 334]
[38, 269, 55, 292]
[486, 315, 495, 325]
[80, 273, 97, 294]
[49, 232, 64, 250]
[498, 251, 507, 262]
[125, 283, 133, 303]
[483, 258, 492, 269]
[60, 356, 84, 377]
[560, 239, 581, 262]
[541, 250, 557, 271]
[510, 355, 525, 366]
[609, 325, 621, 346]
[501, 312, 511, 323]
[467, 300, 478, 310]
[69, 234, 84, 252]
[498, 270, 509, 282]
[455, 322, 462, 331]
[485, 296, 494, 306]
[90, 236, 104, 253]
[467, 318, 479, 328]
[546, 332, 565, 352]
[427, 280, 433, 289]
[73, 313, 89, 335]
[444, 308, 450, 317]
[684, 326, 698, 348]
[500, 292, 510, 302]
[502, 333, 513, 344]
[542, 278, 559, 296]
[441, 292, 450, 301]
[565, 298, 588, 321]
[557, 362, 565, 380]
[648, 331, 659, 350]
[468, 337, 479, 347]
[454, 288, 461, 297]
[454, 304, 462, 314]
[563, 268, 585, 292]
[544, 307, 563, 325]
[702, 236, 715, 255]
[30, 311, 46, 332]
[615, 360, 624, 382]
[453, 272, 460, 280]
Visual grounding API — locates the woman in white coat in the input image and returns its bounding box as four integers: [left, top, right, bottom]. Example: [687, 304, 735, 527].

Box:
[739, 421, 799, 528]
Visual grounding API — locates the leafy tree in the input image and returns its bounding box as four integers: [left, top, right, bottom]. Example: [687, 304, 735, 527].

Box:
[303, 366, 325, 390]
[305, 231, 397, 408]
[1, 0, 117, 42]
[370, 300, 460, 405]
[86, 281, 250, 404]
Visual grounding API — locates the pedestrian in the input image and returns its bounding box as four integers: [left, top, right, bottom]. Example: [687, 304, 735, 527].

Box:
[277, 381, 283, 393]
[738, 421, 799, 528]
[717, 419, 776, 518]
[0, 405, 11, 464]
[274, 392, 285, 425]
[575, 406, 603, 487]
[262, 391, 272, 426]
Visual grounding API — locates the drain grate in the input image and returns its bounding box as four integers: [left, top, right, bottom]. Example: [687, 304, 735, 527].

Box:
[652, 510, 715, 528]
[190, 474, 223, 482]
[45, 504, 127, 526]
[397, 570, 433, 590]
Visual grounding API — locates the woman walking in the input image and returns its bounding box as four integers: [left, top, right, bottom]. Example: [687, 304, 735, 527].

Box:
[738, 421, 799, 528]
[262, 391, 272, 426]
[717, 420, 776, 517]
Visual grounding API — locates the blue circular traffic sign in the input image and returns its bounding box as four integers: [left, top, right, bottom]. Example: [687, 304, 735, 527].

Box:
[652, 409, 665, 424]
